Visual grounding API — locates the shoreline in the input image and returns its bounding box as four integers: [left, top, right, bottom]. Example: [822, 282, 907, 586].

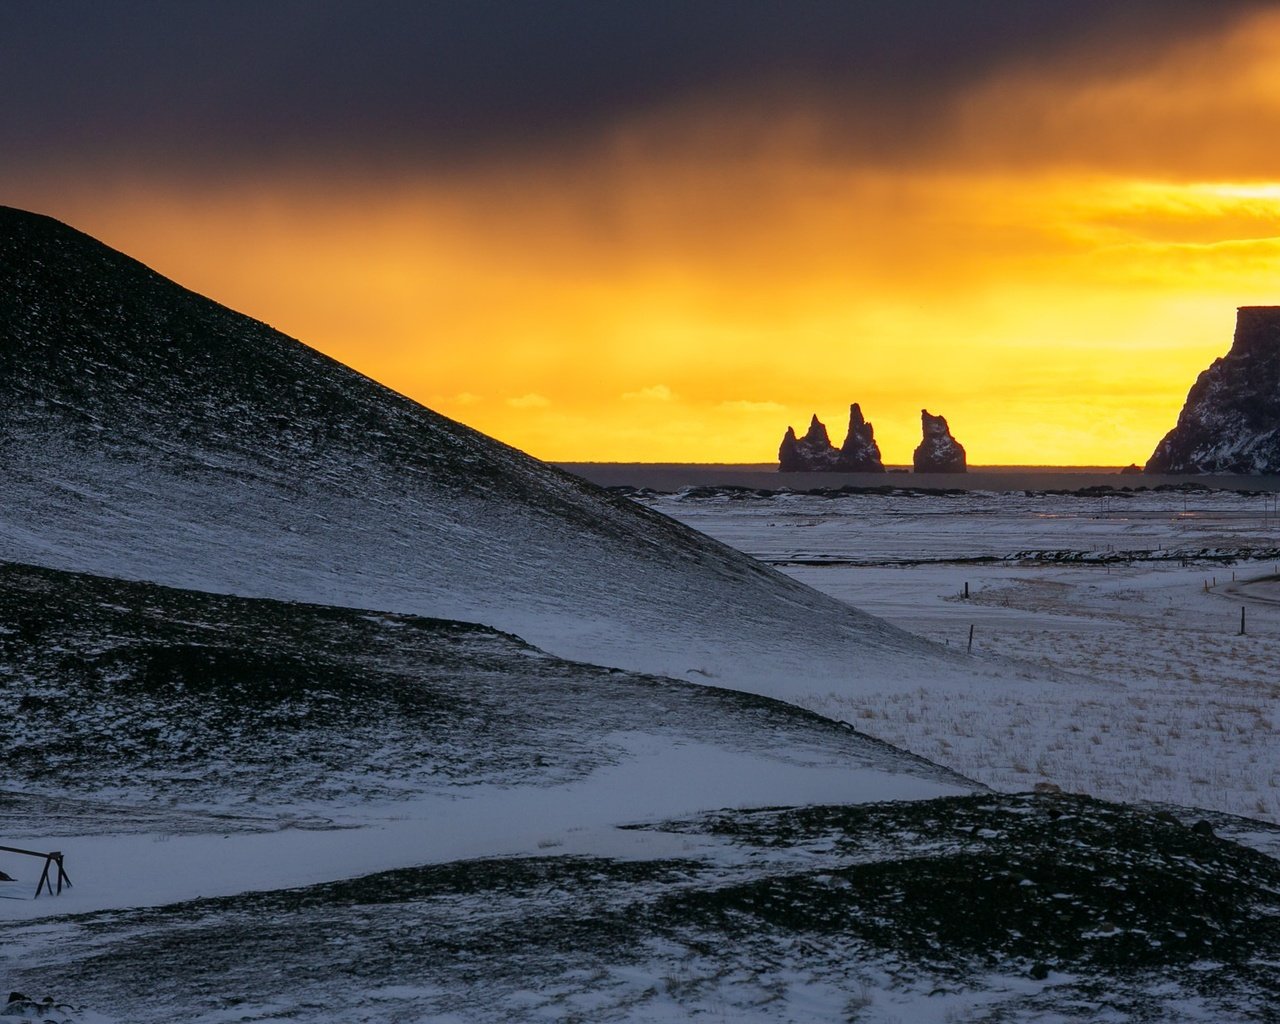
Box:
[555, 462, 1280, 493]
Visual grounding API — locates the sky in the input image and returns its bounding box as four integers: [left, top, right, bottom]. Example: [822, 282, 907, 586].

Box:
[4, 0, 1280, 465]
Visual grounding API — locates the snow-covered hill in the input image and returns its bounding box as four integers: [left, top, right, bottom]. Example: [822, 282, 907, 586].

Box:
[0, 561, 970, 918]
[3, 563, 1278, 1023]
[0, 205, 959, 700]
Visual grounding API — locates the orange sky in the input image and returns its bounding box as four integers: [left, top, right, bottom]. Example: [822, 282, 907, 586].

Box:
[14, 7, 1280, 465]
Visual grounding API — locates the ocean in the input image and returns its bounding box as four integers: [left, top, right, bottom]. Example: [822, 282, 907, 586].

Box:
[556, 463, 1280, 492]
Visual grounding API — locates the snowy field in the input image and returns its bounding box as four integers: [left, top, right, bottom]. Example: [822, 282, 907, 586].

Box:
[10, 792, 1279, 1024]
[15, 566, 1279, 1023]
[640, 486, 1280, 824]
[5, 564, 1278, 1023]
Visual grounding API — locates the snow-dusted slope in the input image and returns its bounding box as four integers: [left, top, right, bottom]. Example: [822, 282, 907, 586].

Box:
[0, 206, 957, 698]
[0, 561, 972, 919]
[3, 565, 1279, 1023]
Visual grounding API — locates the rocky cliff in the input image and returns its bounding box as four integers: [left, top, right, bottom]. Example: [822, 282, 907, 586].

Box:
[913, 410, 967, 473]
[1146, 307, 1280, 474]
[779, 404, 885, 471]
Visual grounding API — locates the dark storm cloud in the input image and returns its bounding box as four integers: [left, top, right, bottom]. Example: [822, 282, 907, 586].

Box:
[0, 0, 1265, 175]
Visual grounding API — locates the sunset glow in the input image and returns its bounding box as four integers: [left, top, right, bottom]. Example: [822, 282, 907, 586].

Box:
[9, 5, 1280, 465]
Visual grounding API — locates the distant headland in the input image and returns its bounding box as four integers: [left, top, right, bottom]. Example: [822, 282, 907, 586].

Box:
[1146, 306, 1280, 475]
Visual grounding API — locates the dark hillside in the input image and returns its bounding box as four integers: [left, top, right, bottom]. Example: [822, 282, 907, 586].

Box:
[0, 206, 955, 697]
[0, 560, 963, 815]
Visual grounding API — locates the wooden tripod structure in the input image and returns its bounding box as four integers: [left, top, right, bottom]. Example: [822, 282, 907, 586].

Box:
[0, 845, 72, 898]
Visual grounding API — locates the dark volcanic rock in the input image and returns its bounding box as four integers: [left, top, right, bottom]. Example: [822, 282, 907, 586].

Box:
[1147, 307, 1280, 474]
[912, 410, 966, 473]
[779, 415, 842, 471]
[778, 404, 884, 472]
[838, 403, 885, 472]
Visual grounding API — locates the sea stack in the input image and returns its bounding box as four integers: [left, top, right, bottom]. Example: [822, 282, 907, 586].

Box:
[913, 410, 967, 473]
[779, 415, 842, 471]
[778, 404, 885, 472]
[839, 403, 886, 472]
[1146, 307, 1280, 474]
